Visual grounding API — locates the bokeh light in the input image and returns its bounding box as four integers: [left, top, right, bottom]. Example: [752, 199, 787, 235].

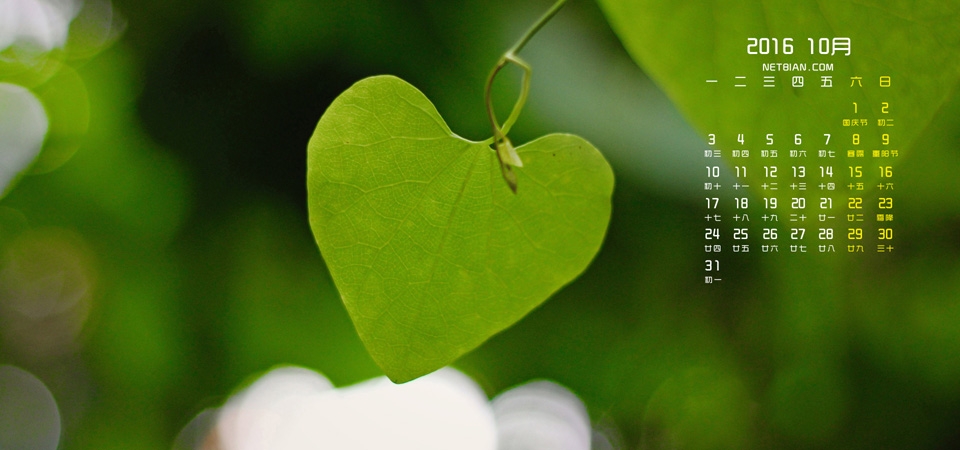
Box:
[1, 0, 116, 197]
[0, 227, 95, 363]
[492, 380, 593, 450]
[0, 364, 61, 450]
[0, 82, 47, 194]
[64, 0, 124, 59]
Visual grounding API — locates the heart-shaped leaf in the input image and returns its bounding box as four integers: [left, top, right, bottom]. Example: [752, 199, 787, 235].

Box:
[307, 75, 613, 383]
[598, 0, 960, 200]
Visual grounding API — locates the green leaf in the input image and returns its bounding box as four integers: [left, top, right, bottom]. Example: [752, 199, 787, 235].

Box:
[307, 75, 614, 383]
[598, 0, 960, 199]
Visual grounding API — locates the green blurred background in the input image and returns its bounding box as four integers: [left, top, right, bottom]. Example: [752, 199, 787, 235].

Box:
[2, 0, 960, 448]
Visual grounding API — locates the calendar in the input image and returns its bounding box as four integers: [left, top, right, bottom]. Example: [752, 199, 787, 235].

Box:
[701, 37, 898, 284]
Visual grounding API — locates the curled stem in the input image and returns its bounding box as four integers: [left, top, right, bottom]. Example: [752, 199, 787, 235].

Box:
[484, 0, 567, 192]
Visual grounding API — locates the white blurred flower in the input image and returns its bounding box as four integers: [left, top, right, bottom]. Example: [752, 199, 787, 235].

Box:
[213, 367, 497, 450]
[178, 368, 608, 450]
[0, 0, 80, 55]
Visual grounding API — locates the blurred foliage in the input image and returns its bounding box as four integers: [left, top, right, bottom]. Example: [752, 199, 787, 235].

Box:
[599, 0, 960, 211]
[0, 0, 959, 449]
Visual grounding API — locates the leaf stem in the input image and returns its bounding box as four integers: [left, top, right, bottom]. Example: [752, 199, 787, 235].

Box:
[485, 0, 567, 192]
[508, 0, 568, 56]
